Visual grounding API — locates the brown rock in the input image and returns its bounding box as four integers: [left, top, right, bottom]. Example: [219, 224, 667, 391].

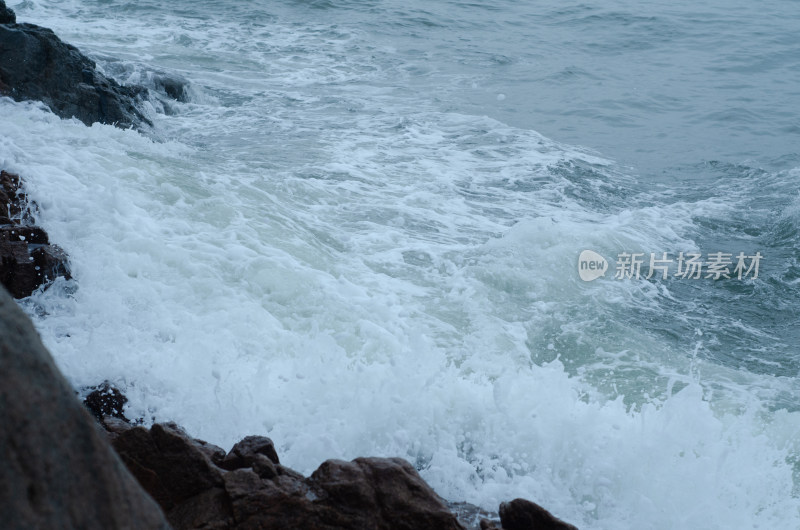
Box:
[0, 170, 70, 298]
[109, 422, 465, 530]
[499, 498, 579, 530]
[252, 454, 278, 480]
[112, 423, 226, 511]
[303, 457, 465, 530]
[219, 434, 280, 470]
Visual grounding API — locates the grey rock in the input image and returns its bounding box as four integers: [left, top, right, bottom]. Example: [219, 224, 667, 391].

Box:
[0, 285, 171, 529]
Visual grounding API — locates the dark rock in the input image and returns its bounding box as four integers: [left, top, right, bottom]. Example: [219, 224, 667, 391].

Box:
[499, 498, 579, 530]
[0, 238, 34, 298]
[84, 381, 129, 422]
[108, 421, 466, 529]
[0, 285, 171, 529]
[153, 73, 190, 102]
[252, 454, 278, 480]
[31, 241, 71, 280]
[221, 456, 466, 529]
[112, 422, 226, 512]
[193, 437, 228, 466]
[168, 487, 234, 530]
[0, 0, 13, 24]
[0, 170, 71, 298]
[480, 519, 503, 530]
[0, 1, 150, 128]
[219, 434, 280, 470]
[306, 457, 465, 530]
[0, 169, 29, 221]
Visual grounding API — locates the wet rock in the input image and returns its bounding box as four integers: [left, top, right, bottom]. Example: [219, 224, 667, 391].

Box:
[84, 381, 129, 422]
[0, 170, 30, 222]
[251, 454, 278, 480]
[499, 498, 579, 530]
[0, 285, 171, 529]
[219, 435, 280, 470]
[0, 170, 71, 298]
[153, 73, 190, 102]
[307, 457, 465, 530]
[448, 501, 500, 530]
[0, 0, 13, 24]
[108, 421, 466, 529]
[112, 422, 226, 512]
[0, 0, 149, 128]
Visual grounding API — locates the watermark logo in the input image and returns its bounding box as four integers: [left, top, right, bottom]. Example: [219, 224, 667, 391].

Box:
[578, 250, 762, 281]
[578, 249, 609, 282]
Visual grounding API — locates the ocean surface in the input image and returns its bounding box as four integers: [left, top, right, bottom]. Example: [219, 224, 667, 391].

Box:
[3, 0, 800, 527]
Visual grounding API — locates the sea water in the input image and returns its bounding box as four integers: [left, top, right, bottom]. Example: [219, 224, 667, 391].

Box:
[2, 0, 800, 528]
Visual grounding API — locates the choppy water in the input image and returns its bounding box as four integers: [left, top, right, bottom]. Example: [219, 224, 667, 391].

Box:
[3, 0, 800, 528]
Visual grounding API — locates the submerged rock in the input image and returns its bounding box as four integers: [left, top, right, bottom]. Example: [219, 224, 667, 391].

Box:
[0, 170, 71, 298]
[0, 286, 171, 529]
[0, 0, 149, 128]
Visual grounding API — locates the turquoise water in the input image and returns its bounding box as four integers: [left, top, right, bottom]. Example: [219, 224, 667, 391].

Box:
[3, 0, 800, 527]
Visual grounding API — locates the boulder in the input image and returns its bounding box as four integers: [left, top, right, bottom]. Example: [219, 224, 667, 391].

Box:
[307, 457, 465, 530]
[0, 0, 149, 128]
[112, 423, 228, 513]
[499, 498, 579, 530]
[0, 285, 171, 529]
[218, 435, 280, 470]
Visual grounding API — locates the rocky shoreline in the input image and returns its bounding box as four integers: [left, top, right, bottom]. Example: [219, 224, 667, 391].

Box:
[0, 2, 579, 528]
[81, 387, 578, 530]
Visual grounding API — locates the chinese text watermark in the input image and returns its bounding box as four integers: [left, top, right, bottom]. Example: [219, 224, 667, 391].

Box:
[578, 250, 762, 282]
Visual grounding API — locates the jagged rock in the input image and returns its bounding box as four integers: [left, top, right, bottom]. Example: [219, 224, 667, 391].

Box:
[499, 498, 579, 530]
[112, 423, 227, 513]
[109, 421, 466, 529]
[0, 0, 149, 128]
[219, 435, 280, 470]
[306, 457, 465, 530]
[0, 170, 71, 298]
[0, 285, 171, 529]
